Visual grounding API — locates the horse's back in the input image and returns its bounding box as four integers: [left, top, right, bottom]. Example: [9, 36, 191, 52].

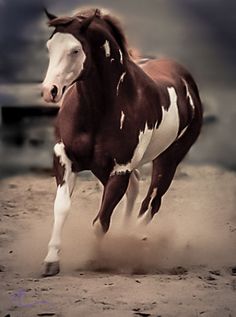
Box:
[141, 59, 201, 101]
[141, 59, 191, 82]
[141, 58, 202, 127]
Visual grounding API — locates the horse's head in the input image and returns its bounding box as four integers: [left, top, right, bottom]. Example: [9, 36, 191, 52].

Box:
[42, 9, 99, 103]
[42, 8, 129, 103]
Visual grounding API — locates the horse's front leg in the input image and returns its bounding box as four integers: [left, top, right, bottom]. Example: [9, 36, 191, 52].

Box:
[93, 172, 131, 236]
[43, 142, 76, 277]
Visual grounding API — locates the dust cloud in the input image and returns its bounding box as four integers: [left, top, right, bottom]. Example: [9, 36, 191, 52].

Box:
[12, 165, 236, 276]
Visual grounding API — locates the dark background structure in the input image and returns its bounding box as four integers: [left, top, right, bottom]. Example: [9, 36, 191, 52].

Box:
[0, 0, 235, 177]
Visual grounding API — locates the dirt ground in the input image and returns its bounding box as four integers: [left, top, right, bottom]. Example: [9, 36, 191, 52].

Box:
[0, 164, 236, 317]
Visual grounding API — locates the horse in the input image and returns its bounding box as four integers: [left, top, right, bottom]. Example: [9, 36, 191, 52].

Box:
[41, 8, 203, 276]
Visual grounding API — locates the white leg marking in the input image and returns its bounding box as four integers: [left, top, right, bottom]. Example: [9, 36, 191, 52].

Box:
[124, 169, 140, 222]
[116, 72, 126, 96]
[103, 40, 111, 57]
[138, 187, 158, 225]
[119, 49, 123, 64]
[112, 87, 180, 175]
[120, 111, 125, 129]
[44, 142, 76, 263]
[182, 78, 195, 110]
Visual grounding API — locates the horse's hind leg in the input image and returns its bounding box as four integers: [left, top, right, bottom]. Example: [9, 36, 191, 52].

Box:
[124, 169, 140, 222]
[138, 110, 202, 224]
[138, 155, 178, 224]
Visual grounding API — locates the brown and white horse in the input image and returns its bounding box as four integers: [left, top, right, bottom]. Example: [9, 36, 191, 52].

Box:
[41, 8, 203, 276]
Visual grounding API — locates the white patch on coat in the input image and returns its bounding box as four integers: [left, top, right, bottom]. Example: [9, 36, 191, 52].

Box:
[112, 87, 179, 175]
[111, 58, 115, 63]
[177, 125, 188, 140]
[120, 111, 125, 129]
[42, 33, 86, 103]
[116, 72, 126, 96]
[119, 49, 123, 64]
[112, 159, 131, 175]
[103, 40, 111, 57]
[182, 78, 195, 110]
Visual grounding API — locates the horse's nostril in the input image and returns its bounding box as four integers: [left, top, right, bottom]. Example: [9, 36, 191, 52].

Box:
[51, 85, 58, 99]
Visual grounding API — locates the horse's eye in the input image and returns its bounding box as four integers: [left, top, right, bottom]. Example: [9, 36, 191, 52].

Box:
[72, 49, 79, 55]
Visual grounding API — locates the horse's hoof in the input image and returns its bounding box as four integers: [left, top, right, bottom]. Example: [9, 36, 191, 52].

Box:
[42, 261, 60, 277]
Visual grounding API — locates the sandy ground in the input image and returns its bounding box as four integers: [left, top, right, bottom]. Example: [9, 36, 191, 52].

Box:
[0, 164, 236, 317]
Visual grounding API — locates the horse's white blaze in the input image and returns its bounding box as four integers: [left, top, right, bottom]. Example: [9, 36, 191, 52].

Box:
[103, 40, 111, 57]
[182, 78, 195, 110]
[116, 72, 126, 96]
[44, 142, 76, 263]
[119, 49, 123, 64]
[42, 33, 86, 103]
[112, 87, 179, 175]
[120, 111, 125, 129]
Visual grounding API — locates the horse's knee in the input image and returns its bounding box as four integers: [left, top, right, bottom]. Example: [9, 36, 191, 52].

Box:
[54, 184, 71, 214]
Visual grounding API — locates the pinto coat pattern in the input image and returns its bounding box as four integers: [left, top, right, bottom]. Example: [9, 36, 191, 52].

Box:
[41, 8, 203, 276]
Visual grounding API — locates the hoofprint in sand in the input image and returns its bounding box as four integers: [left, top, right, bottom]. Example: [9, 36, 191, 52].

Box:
[0, 164, 236, 317]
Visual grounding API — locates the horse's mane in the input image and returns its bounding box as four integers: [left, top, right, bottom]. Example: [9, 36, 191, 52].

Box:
[48, 8, 129, 57]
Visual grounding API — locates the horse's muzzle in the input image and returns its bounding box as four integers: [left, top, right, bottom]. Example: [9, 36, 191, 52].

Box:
[41, 84, 65, 103]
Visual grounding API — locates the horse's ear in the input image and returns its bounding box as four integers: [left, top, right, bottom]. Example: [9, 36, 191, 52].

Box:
[44, 8, 57, 21]
[79, 9, 101, 33]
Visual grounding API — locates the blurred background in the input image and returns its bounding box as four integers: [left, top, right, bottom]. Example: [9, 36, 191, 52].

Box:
[0, 0, 235, 178]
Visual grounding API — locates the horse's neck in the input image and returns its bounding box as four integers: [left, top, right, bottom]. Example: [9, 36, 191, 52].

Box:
[88, 42, 133, 106]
